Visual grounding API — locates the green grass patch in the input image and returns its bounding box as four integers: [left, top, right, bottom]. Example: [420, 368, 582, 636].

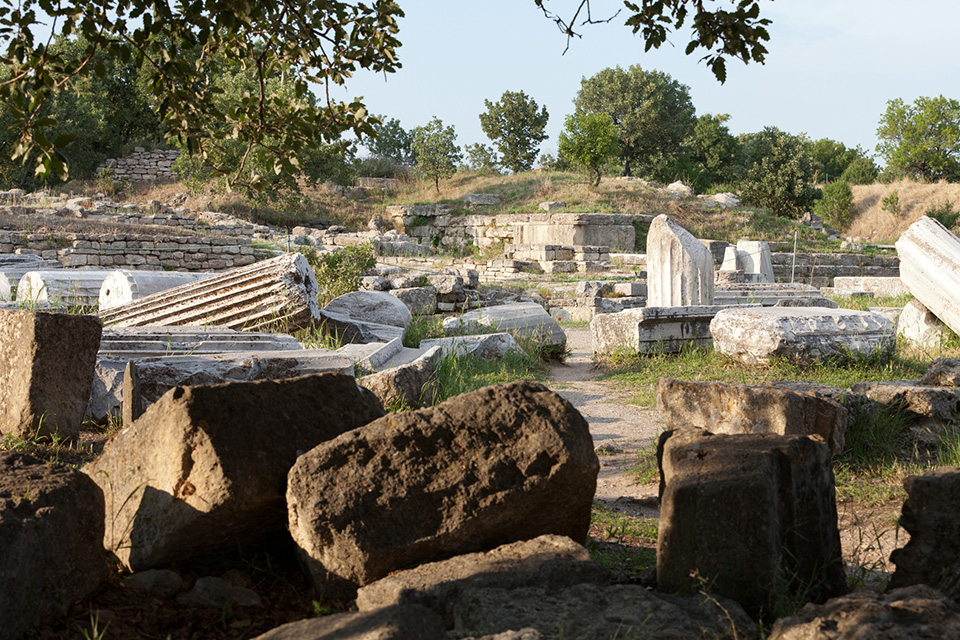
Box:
[591, 501, 659, 542]
[430, 339, 549, 403]
[828, 292, 914, 311]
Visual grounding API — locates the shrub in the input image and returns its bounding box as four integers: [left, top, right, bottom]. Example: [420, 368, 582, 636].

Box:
[814, 179, 855, 229]
[840, 157, 879, 185]
[880, 191, 902, 217]
[739, 128, 819, 218]
[926, 199, 960, 230]
[297, 243, 376, 306]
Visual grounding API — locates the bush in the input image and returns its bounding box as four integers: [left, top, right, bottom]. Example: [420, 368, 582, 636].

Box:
[739, 128, 819, 218]
[814, 179, 855, 229]
[297, 243, 377, 306]
[881, 191, 902, 217]
[926, 199, 960, 230]
[840, 157, 879, 185]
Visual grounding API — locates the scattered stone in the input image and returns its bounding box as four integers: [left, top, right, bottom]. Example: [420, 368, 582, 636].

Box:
[657, 428, 845, 619]
[890, 468, 960, 599]
[443, 302, 566, 347]
[574, 280, 609, 298]
[921, 358, 960, 387]
[898, 298, 953, 351]
[850, 381, 960, 423]
[252, 604, 446, 640]
[358, 357, 438, 409]
[700, 192, 740, 209]
[84, 373, 385, 571]
[646, 215, 714, 306]
[355, 535, 609, 613]
[714, 282, 837, 307]
[710, 306, 895, 366]
[426, 273, 465, 297]
[98, 325, 303, 359]
[768, 585, 960, 640]
[390, 285, 438, 316]
[538, 201, 565, 212]
[0, 310, 102, 440]
[286, 381, 598, 599]
[124, 569, 184, 599]
[0, 451, 107, 640]
[832, 276, 908, 297]
[361, 275, 390, 291]
[420, 333, 521, 360]
[666, 180, 693, 196]
[175, 576, 262, 608]
[320, 289, 412, 344]
[656, 378, 848, 456]
[896, 216, 960, 335]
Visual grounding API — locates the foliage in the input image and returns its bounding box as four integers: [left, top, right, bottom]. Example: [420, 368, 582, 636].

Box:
[534, 0, 771, 82]
[297, 243, 376, 306]
[366, 116, 415, 166]
[840, 157, 879, 185]
[558, 111, 620, 186]
[808, 138, 863, 183]
[880, 191, 902, 217]
[573, 64, 696, 177]
[876, 95, 960, 182]
[925, 199, 960, 230]
[739, 127, 820, 218]
[814, 179, 855, 229]
[479, 90, 549, 174]
[411, 116, 463, 193]
[689, 113, 739, 186]
[0, 0, 402, 185]
[464, 143, 501, 175]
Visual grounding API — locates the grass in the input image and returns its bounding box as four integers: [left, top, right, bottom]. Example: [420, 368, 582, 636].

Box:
[587, 502, 658, 582]
[848, 179, 960, 243]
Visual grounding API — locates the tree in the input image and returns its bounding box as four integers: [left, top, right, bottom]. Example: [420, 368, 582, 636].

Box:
[411, 117, 462, 193]
[840, 157, 879, 185]
[739, 127, 819, 218]
[807, 138, 862, 183]
[813, 179, 855, 229]
[2, 1, 774, 183]
[558, 111, 619, 186]
[574, 65, 695, 177]
[478, 90, 549, 174]
[464, 143, 501, 175]
[690, 113, 739, 185]
[876, 96, 960, 182]
[367, 117, 415, 166]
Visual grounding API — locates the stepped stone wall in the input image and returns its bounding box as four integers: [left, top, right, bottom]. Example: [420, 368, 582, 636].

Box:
[771, 252, 900, 287]
[97, 148, 180, 182]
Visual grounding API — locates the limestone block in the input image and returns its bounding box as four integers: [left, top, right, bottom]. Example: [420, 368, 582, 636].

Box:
[646, 215, 714, 306]
[0, 452, 107, 639]
[421, 333, 521, 360]
[358, 358, 437, 409]
[713, 282, 837, 308]
[17, 269, 113, 306]
[666, 180, 693, 196]
[710, 307, 895, 366]
[890, 468, 960, 600]
[896, 216, 960, 335]
[832, 276, 908, 297]
[98, 270, 215, 309]
[657, 428, 845, 618]
[610, 281, 646, 297]
[656, 378, 848, 455]
[538, 201, 565, 212]
[84, 373, 385, 571]
[735, 240, 775, 283]
[719, 245, 740, 272]
[463, 194, 502, 206]
[390, 285, 437, 316]
[591, 306, 723, 356]
[0, 310, 101, 440]
[286, 381, 598, 599]
[442, 302, 566, 347]
[850, 381, 960, 422]
[898, 298, 952, 351]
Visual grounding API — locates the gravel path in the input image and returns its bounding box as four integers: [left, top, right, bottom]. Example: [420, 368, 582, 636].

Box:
[548, 328, 663, 504]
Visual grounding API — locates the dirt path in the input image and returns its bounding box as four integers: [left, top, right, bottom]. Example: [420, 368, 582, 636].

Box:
[548, 328, 662, 505]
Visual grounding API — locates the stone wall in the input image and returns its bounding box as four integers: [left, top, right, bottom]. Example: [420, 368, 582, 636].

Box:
[771, 252, 900, 287]
[0, 231, 259, 271]
[97, 148, 180, 182]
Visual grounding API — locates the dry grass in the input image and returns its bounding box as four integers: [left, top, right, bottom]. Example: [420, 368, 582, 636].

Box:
[847, 180, 960, 242]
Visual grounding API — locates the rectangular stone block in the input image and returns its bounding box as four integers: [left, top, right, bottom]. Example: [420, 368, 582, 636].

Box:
[591, 306, 726, 355]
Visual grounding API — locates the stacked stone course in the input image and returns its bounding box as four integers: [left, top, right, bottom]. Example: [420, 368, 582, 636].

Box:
[97, 147, 180, 182]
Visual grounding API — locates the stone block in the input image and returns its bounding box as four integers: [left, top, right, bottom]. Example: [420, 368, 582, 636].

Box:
[832, 276, 908, 297]
[710, 306, 895, 366]
[252, 605, 446, 640]
[591, 306, 723, 356]
[736, 240, 775, 283]
[896, 216, 960, 335]
[0, 452, 107, 639]
[442, 302, 566, 347]
[464, 194, 502, 206]
[647, 215, 714, 306]
[0, 310, 101, 440]
[84, 373, 384, 571]
[390, 285, 437, 316]
[850, 380, 960, 422]
[538, 201, 565, 212]
[657, 428, 845, 619]
[420, 333, 521, 360]
[898, 298, 953, 351]
[657, 378, 848, 455]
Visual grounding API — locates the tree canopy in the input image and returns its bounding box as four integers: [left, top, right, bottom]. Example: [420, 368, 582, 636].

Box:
[479, 90, 549, 174]
[411, 116, 462, 193]
[558, 111, 619, 186]
[876, 95, 960, 182]
[574, 64, 695, 177]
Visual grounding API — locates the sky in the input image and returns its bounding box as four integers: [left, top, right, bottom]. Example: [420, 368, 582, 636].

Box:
[332, 0, 960, 162]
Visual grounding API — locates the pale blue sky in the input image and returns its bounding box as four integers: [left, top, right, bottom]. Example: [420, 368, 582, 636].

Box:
[334, 1, 960, 164]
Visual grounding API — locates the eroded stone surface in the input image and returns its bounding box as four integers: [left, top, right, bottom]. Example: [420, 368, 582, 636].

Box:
[896, 216, 960, 335]
[646, 215, 714, 306]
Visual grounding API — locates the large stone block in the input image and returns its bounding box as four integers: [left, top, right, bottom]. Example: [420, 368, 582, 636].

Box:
[890, 468, 960, 599]
[656, 378, 848, 455]
[897, 216, 960, 335]
[898, 298, 953, 351]
[320, 290, 411, 345]
[591, 305, 722, 355]
[710, 306, 895, 365]
[84, 373, 384, 571]
[0, 451, 107, 640]
[851, 380, 960, 423]
[736, 240, 775, 283]
[252, 605, 446, 640]
[443, 302, 566, 347]
[0, 310, 101, 440]
[657, 428, 845, 619]
[287, 381, 598, 600]
[646, 214, 714, 306]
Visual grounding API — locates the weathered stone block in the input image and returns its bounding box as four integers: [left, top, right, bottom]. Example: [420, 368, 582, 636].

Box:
[390, 285, 437, 316]
[656, 378, 848, 455]
[591, 305, 722, 356]
[443, 302, 566, 347]
[657, 428, 845, 619]
[646, 215, 714, 306]
[287, 381, 598, 599]
[252, 604, 446, 640]
[0, 310, 101, 440]
[851, 381, 960, 422]
[897, 216, 960, 335]
[84, 373, 384, 571]
[898, 298, 952, 351]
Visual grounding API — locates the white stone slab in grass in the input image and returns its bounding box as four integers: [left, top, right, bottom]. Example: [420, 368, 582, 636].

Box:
[710, 306, 895, 366]
[442, 302, 566, 347]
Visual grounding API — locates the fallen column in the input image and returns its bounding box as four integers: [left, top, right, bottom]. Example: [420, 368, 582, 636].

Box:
[99, 270, 215, 310]
[0, 255, 61, 300]
[896, 216, 960, 334]
[17, 269, 114, 307]
[99, 253, 322, 331]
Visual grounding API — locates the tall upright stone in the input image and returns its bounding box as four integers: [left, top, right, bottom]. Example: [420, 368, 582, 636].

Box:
[0, 310, 102, 440]
[736, 240, 775, 283]
[646, 215, 714, 306]
[897, 216, 960, 335]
